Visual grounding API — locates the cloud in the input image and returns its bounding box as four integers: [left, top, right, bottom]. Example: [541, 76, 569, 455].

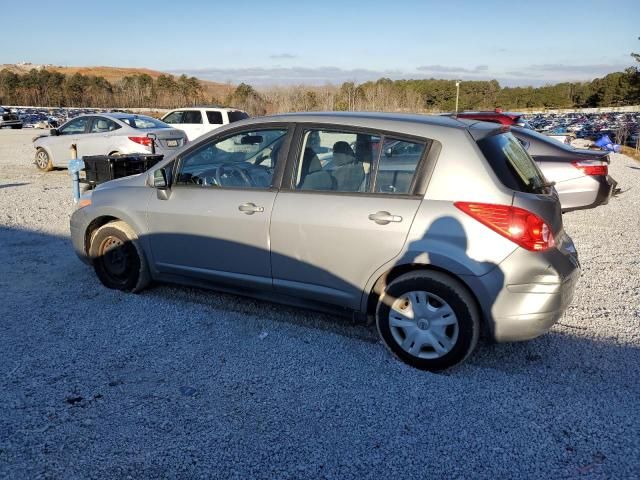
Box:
[171, 66, 406, 86]
[417, 64, 489, 74]
[170, 62, 632, 88]
[269, 53, 297, 60]
[503, 63, 632, 84]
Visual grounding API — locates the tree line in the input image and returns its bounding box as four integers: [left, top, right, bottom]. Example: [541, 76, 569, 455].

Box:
[1, 66, 639, 115]
[0, 69, 208, 108]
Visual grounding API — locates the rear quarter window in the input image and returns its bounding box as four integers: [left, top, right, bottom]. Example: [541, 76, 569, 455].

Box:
[477, 133, 548, 193]
[228, 111, 249, 123]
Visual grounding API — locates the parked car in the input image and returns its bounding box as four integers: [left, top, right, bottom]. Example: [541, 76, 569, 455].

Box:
[70, 112, 580, 371]
[511, 127, 617, 212]
[33, 113, 187, 171]
[160, 107, 249, 141]
[454, 109, 531, 128]
[0, 106, 23, 129]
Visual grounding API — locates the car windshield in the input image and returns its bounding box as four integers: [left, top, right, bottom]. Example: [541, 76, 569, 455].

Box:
[117, 115, 169, 129]
[478, 132, 548, 193]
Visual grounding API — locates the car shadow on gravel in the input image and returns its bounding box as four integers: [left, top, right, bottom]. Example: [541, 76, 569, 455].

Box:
[0, 182, 29, 189]
[4, 223, 636, 377]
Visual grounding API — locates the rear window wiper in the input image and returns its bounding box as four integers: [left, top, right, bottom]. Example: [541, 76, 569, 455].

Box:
[534, 180, 556, 192]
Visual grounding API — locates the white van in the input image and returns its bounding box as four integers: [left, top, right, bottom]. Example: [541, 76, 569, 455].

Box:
[161, 107, 249, 141]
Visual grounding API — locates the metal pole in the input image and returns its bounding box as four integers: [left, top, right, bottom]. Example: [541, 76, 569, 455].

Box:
[70, 144, 80, 202]
[455, 81, 461, 115]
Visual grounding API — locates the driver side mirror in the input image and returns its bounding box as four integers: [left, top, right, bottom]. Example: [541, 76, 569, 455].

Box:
[153, 168, 168, 189]
[50, 128, 59, 136]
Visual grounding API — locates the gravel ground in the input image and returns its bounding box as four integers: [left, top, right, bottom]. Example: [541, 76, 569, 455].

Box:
[0, 128, 638, 479]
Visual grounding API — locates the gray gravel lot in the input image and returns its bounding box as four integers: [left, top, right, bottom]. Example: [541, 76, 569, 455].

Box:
[0, 128, 638, 479]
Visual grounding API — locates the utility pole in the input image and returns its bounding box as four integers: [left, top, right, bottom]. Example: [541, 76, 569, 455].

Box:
[455, 81, 461, 115]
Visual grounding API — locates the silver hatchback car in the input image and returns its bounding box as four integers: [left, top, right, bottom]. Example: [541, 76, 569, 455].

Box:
[70, 112, 580, 370]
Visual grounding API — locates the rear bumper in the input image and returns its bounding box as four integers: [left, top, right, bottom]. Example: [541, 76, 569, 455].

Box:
[0, 119, 22, 127]
[464, 234, 580, 342]
[558, 175, 617, 212]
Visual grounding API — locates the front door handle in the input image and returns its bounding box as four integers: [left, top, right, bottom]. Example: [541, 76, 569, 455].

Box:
[238, 202, 264, 215]
[368, 211, 403, 225]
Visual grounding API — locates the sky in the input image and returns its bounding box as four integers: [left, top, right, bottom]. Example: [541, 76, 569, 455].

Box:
[2, 0, 639, 87]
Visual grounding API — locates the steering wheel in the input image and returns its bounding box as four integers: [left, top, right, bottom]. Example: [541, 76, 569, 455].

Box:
[215, 163, 253, 187]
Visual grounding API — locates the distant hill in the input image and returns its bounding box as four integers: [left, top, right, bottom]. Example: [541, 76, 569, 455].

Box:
[0, 63, 235, 101]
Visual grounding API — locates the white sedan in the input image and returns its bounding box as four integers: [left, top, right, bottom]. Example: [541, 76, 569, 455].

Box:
[33, 113, 188, 171]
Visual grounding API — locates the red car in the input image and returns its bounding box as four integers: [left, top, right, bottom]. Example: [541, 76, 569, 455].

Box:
[454, 109, 531, 128]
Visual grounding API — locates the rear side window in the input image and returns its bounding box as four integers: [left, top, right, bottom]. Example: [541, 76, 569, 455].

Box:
[90, 117, 120, 133]
[478, 133, 547, 193]
[294, 128, 426, 195]
[183, 111, 203, 124]
[375, 138, 425, 194]
[118, 116, 169, 129]
[206, 111, 223, 124]
[228, 111, 249, 123]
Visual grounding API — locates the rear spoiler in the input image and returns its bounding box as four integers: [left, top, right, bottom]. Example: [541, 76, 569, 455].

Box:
[467, 122, 510, 141]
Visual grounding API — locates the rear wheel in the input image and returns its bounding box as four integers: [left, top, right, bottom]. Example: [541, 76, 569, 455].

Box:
[35, 148, 53, 171]
[89, 221, 150, 292]
[12, 124, 23, 129]
[376, 270, 480, 371]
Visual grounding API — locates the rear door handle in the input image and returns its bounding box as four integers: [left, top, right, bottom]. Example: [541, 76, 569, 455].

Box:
[368, 211, 403, 225]
[238, 202, 264, 215]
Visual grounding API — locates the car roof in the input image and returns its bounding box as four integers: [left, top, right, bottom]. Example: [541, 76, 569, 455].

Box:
[457, 111, 522, 119]
[68, 112, 149, 120]
[260, 111, 476, 129]
[169, 107, 241, 112]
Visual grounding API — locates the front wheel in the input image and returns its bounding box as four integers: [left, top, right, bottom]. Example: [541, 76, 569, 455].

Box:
[34, 148, 53, 171]
[376, 270, 480, 371]
[89, 221, 150, 292]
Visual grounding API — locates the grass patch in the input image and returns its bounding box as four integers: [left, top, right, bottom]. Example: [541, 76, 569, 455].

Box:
[621, 146, 640, 163]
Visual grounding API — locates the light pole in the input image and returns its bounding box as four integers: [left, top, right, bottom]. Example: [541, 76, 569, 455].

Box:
[455, 81, 461, 115]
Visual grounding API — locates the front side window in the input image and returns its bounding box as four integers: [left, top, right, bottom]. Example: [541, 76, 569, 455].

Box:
[176, 129, 287, 188]
[60, 117, 90, 135]
[375, 138, 425, 194]
[207, 111, 223, 125]
[163, 111, 184, 124]
[295, 129, 380, 192]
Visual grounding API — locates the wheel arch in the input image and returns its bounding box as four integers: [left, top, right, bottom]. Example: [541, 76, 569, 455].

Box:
[84, 215, 122, 256]
[365, 263, 487, 334]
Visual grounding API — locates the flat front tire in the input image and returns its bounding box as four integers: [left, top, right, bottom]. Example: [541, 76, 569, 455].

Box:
[89, 221, 150, 292]
[376, 270, 480, 371]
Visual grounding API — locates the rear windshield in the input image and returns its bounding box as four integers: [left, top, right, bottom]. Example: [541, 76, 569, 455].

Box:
[478, 132, 548, 193]
[228, 111, 249, 123]
[117, 115, 169, 129]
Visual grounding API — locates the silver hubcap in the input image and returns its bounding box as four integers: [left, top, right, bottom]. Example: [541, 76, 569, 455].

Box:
[36, 151, 48, 168]
[389, 291, 459, 359]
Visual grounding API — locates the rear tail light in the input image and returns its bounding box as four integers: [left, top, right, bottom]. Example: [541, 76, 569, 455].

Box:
[571, 159, 608, 176]
[128, 136, 153, 147]
[455, 202, 555, 251]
